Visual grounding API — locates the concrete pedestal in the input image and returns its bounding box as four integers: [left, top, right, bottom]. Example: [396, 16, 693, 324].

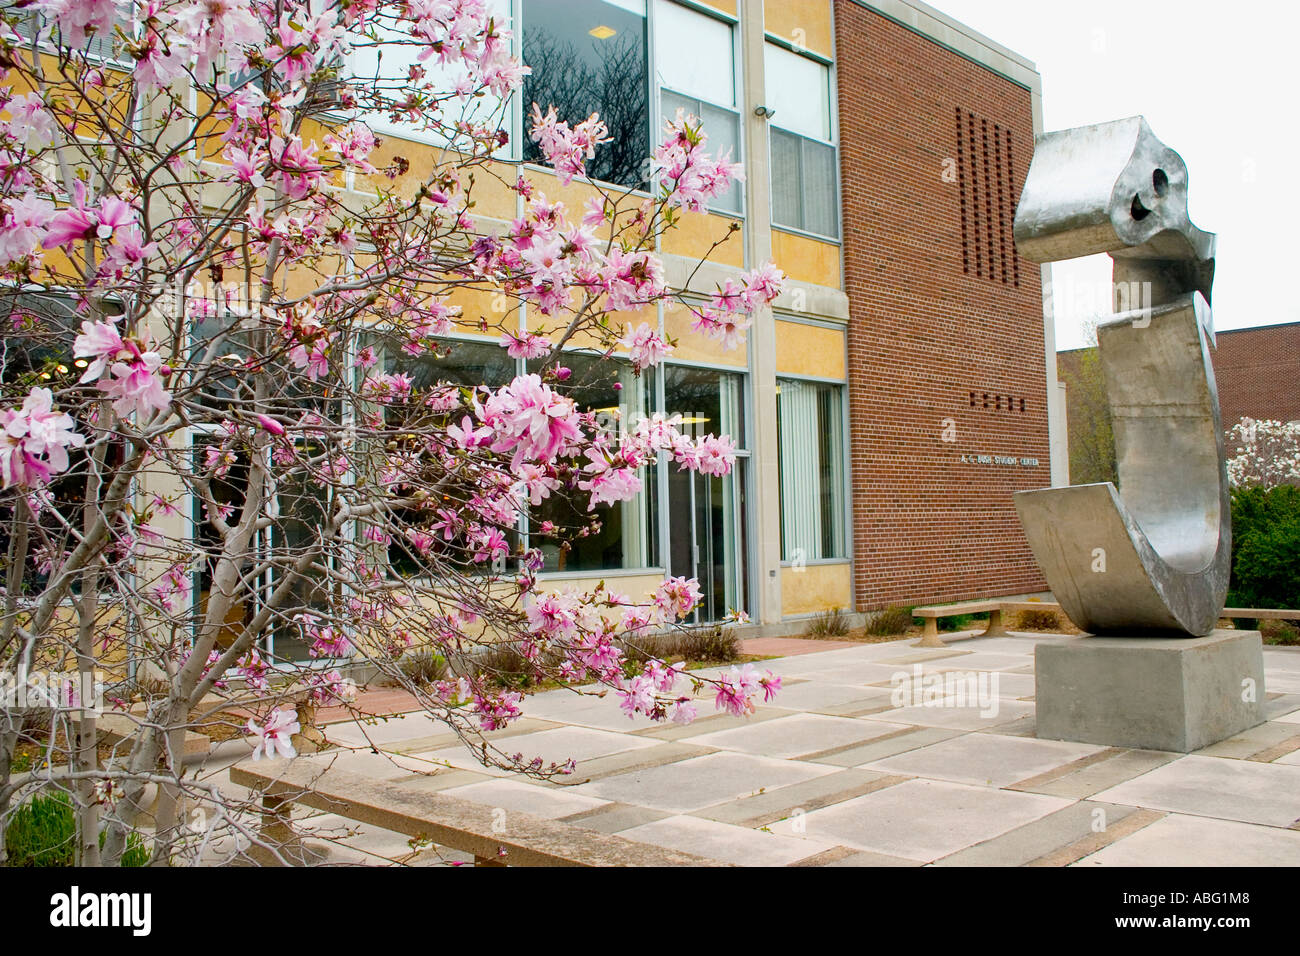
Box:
[1035, 629, 1265, 753]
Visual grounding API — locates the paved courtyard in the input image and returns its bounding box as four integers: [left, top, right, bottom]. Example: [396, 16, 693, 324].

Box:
[225, 632, 1300, 866]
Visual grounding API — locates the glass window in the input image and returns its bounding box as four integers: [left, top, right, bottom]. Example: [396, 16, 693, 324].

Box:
[660, 91, 741, 213]
[381, 339, 520, 578]
[653, 0, 734, 107]
[765, 43, 838, 237]
[770, 128, 838, 237]
[348, 1, 512, 147]
[763, 43, 831, 141]
[529, 351, 658, 573]
[522, 0, 649, 188]
[777, 378, 845, 561]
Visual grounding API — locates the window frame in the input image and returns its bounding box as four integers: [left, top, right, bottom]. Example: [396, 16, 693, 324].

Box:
[763, 37, 840, 241]
[774, 372, 849, 564]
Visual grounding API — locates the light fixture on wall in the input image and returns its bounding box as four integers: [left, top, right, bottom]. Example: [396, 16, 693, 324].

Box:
[589, 25, 616, 39]
[753, 105, 776, 119]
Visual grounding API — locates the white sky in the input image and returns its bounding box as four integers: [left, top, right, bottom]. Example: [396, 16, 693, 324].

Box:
[926, 0, 1299, 350]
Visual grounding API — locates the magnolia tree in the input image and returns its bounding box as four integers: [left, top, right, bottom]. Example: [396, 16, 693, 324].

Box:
[0, 0, 785, 866]
[1226, 418, 1300, 489]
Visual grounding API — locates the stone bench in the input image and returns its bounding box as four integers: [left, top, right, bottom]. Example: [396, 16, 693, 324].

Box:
[912, 601, 1296, 648]
[229, 757, 725, 867]
[911, 600, 1010, 647]
[1222, 607, 1299, 621]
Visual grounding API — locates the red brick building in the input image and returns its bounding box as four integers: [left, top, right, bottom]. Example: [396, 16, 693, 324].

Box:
[1211, 322, 1300, 429]
[834, 0, 1059, 610]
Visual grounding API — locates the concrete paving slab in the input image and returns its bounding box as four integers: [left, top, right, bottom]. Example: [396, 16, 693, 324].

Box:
[559, 803, 674, 833]
[682, 713, 912, 759]
[691, 767, 905, 828]
[815, 726, 966, 767]
[864, 733, 1105, 789]
[417, 725, 660, 777]
[1009, 748, 1179, 799]
[567, 750, 835, 813]
[1193, 721, 1300, 759]
[1093, 754, 1300, 827]
[1074, 812, 1300, 866]
[761, 680, 894, 711]
[617, 814, 834, 866]
[932, 800, 1139, 866]
[927, 652, 1036, 671]
[767, 778, 1071, 862]
[1271, 705, 1300, 724]
[863, 697, 1035, 731]
[438, 777, 612, 820]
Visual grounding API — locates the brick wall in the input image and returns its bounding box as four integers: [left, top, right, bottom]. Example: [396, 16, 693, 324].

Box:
[835, 0, 1049, 609]
[1210, 323, 1300, 429]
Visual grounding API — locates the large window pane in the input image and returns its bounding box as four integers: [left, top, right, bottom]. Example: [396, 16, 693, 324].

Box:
[664, 364, 745, 448]
[777, 379, 845, 561]
[382, 339, 519, 578]
[348, 1, 512, 147]
[770, 128, 802, 230]
[802, 138, 839, 237]
[660, 91, 741, 213]
[529, 351, 657, 573]
[764, 43, 831, 141]
[523, 0, 649, 188]
[653, 0, 734, 107]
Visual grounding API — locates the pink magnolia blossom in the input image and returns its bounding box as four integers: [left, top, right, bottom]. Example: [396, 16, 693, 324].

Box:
[98, 347, 172, 420]
[0, 387, 84, 489]
[247, 707, 300, 760]
[0, 192, 54, 264]
[34, 0, 122, 48]
[528, 104, 611, 186]
[620, 322, 674, 371]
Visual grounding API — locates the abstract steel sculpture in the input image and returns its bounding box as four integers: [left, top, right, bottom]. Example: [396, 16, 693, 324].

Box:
[1012, 117, 1228, 636]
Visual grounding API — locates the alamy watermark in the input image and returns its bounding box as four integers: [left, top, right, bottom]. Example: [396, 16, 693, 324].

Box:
[1, 668, 105, 716]
[890, 664, 1000, 717]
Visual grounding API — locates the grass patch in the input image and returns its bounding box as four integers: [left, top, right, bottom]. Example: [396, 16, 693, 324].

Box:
[4, 792, 150, 867]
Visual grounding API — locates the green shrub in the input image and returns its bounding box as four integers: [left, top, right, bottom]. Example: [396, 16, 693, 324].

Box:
[938, 612, 986, 632]
[805, 608, 850, 638]
[865, 606, 913, 636]
[1229, 486, 1300, 612]
[4, 792, 150, 867]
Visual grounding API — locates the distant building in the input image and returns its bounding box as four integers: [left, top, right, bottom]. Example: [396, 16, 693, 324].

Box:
[1210, 322, 1300, 430]
[1058, 320, 1300, 470]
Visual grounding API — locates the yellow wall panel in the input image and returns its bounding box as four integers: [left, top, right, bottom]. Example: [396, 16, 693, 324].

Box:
[774, 318, 845, 380]
[772, 229, 840, 289]
[663, 302, 748, 368]
[764, 0, 835, 59]
[781, 561, 852, 616]
[661, 209, 744, 268]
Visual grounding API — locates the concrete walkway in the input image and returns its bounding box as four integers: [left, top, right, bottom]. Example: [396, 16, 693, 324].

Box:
[225, 632, 1300, 866]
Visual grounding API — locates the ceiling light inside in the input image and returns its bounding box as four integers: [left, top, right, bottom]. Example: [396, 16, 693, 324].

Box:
[589, 25, 617, 39]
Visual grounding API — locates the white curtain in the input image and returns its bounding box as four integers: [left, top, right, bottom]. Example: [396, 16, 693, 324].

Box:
[779, 380, 823, 561]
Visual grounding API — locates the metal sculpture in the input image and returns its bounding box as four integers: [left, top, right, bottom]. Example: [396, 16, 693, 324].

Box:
[1012, 116, 1228, 636]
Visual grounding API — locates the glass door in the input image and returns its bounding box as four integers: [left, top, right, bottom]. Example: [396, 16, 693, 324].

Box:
[663, 365, 746, 622]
